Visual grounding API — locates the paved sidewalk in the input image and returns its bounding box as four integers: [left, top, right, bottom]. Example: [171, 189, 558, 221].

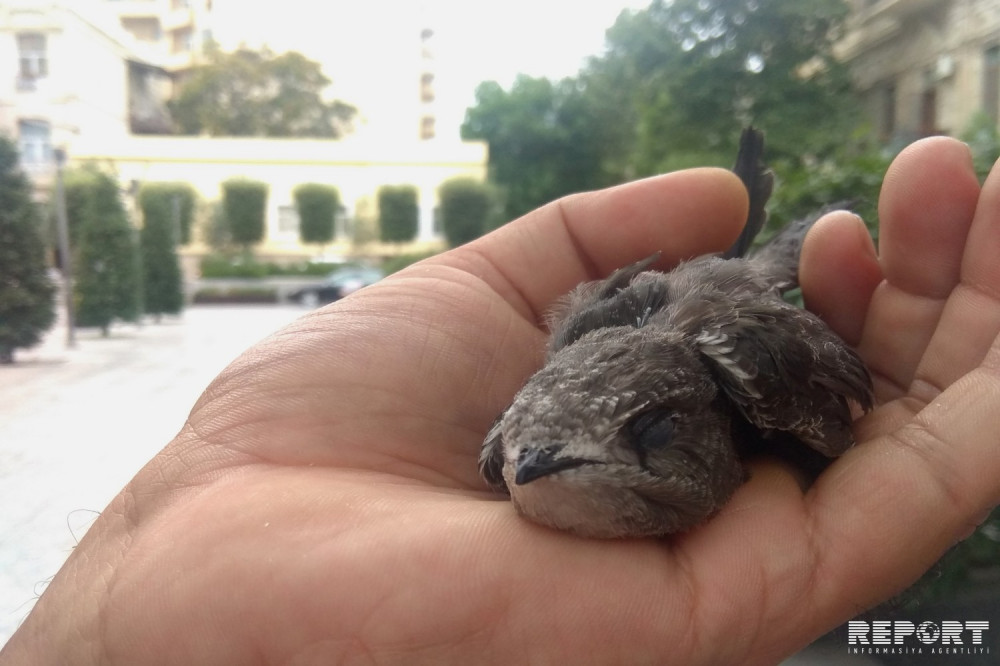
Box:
[0, 305, 306, 644]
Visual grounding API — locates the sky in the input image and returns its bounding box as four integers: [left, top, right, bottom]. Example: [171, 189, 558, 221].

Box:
[209, 0, 651, 140]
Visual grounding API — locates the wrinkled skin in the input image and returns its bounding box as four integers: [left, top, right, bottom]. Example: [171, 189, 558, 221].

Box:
[4, 138, 1000, 665]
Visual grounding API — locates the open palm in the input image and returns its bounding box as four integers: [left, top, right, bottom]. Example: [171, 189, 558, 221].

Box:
[6, 137, 999, 666]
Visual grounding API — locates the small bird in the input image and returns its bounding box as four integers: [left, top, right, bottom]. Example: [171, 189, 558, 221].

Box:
[478, 128, 873, 538]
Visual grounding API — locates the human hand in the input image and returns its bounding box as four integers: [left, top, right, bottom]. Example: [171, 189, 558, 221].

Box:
[4, 137, 998, 665]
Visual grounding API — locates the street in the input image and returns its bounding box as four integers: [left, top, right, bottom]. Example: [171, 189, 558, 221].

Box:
[0, 304, 306, 644]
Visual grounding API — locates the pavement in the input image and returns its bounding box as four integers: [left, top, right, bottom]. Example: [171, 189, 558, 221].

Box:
[0, 303, 881, 664]
[0, 304, 306, 645]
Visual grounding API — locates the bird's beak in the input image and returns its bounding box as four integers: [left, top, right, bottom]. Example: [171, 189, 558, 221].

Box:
[514, 446, 589, 485]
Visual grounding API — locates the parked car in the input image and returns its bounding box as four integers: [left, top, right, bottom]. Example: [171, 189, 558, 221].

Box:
[288, 265, 384, 307]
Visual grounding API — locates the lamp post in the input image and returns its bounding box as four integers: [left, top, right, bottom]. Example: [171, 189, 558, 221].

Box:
[53, 147, 75, 348]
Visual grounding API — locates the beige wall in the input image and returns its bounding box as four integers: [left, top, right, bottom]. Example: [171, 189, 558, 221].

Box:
[70, 135, 489, 259]
[841, 0, 1000, 141]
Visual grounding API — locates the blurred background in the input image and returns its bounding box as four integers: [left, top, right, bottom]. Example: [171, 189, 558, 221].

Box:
[0, 0, 998, 660]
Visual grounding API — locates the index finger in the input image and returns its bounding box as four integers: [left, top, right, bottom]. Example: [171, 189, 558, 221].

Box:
[434, 168, 749, 324]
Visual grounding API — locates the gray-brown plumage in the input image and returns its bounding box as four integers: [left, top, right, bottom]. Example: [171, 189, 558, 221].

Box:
[479, 127, 873, 538]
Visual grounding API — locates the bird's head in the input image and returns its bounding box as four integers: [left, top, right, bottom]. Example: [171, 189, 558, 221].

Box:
[492, 325, 745, 538]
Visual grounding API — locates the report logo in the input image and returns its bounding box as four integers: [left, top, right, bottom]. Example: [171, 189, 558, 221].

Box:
[847, 620, 991, 657]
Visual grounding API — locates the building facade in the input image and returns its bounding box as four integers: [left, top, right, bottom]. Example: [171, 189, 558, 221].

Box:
[0, 1, 487, 256]
[840, 0, 1000, 144]
[0, 1, 168, 193]
[106, 0, 213, 74]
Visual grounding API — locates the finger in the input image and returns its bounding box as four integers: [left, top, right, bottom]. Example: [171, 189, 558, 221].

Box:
[857, 138, 980, 396]
[909, 154, 1000, 402]
[800, 211, 882, 346]
[809, 333, 1000, 612]
[434, 168, 749, 324]
[877, 137, 978, 297]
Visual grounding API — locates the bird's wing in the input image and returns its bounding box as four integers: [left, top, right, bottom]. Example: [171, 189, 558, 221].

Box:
[686, 299, 873, 457]
[547, 255, 671, 352]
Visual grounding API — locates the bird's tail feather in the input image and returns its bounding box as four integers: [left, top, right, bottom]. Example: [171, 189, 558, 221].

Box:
[724, 127, 775, 260]
[750, 201, 856, 288]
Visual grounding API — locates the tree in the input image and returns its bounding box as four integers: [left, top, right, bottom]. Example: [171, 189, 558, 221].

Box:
[0, 135, 55, 363]
[138, 184, 186, 318]
[378, 185, 418, 243]
[960, 110, 1000, 182]
[170, 46, 356, 138]
[222, 178, 268, 255]
[135, 182, 197, 245]
[68, 169, 142, 335]
[438, 177, 498, 247]
[294, 183, 339, 249]
[462, 75, 620, 220]
[593, 0, 857, 172]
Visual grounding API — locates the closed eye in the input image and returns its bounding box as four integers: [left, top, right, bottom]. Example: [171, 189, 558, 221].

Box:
[626, 408, 678, 467]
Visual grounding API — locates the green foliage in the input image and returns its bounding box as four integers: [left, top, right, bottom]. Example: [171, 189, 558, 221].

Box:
[199, 254, 339, 278]
[199, 254, 267, 278]
[768, 141, 891, 243]
[377, 185, 419, 243]
[170, 46, 356, 138]
[137, 184, 185, 317]
[462, 0, 859, 213]
[293, 183, 340, 246]
[462, 75, 620, 220]
[222, 178, 268, 252]
[894, 507, 1000, 608]
[599, 0, 857, 169]
[960, 111, 1000, 182]
[192, 286, 278, 304]
[438, 177, 498, 247]
[68, 169, 142, 334]
[136, 182, 196, 244]
[0, 135, 56, 363]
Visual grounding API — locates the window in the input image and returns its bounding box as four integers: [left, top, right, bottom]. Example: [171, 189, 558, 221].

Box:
[984, 45, 1000, 125]
[172, 28, 194, 54]
[420, 115, 435, 140]
[17, 33, 47, 80]
[17, 120, 52, 167]
[420, 72, 435, 103]
[277, 205, 300, 234]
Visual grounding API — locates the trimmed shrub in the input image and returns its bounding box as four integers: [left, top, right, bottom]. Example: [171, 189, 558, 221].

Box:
[68, 169, 142, 335]
[378, 185, 418, 243]
[294, 183, 340, 246]
[137, 182, 197, 244]
[222, 178, 268, 252]
[438, 177, 498, 247]
[192, 286, 278, 304]
[138, 184, 185, 317]
[199, 254, 340, 278]
[0, 136, 56, 362]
